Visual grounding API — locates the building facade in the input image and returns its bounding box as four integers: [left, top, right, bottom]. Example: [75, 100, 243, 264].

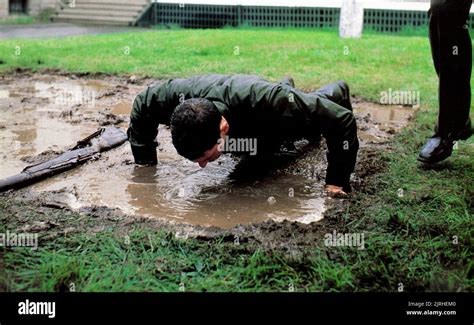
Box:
[0, 0, 58, 18]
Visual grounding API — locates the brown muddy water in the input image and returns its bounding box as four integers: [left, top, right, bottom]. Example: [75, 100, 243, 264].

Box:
[0, 72, 415, 228]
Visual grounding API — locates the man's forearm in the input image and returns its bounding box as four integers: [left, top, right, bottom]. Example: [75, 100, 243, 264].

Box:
[127, 125, 158, 165]
[312, 97, 359, 192]
[325, 140, 358, 192]
[127, 87, 161, 165]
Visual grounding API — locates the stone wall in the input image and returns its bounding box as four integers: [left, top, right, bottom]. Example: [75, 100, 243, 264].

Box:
[28, 0, 58, 16]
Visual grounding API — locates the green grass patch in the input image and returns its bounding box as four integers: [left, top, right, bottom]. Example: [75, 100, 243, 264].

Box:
[0, 15, 36, 25]
[0, 28, 473, 291]
[2, 229, 357, 292]
[0, 28, 441, 105]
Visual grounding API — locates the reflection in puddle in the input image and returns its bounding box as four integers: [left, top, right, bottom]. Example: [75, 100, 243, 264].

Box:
[31, 139, 326, 228]
[111, 101, 132, 115]
[33, 129, 326, 229]
[354, 103, 415, 124]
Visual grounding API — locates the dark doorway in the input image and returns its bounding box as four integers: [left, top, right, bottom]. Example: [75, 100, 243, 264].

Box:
[9, 0, 28, 14]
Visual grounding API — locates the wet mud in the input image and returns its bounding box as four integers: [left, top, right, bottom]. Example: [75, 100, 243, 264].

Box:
[0, 70, 416, 243]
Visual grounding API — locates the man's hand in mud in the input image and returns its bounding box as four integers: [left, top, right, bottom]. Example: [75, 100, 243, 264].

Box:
[325, 185, 347, 198]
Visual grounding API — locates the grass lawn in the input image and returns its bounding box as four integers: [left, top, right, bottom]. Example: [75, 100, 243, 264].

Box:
[0, 28, 473, 292]
[0, 15, 41, 25]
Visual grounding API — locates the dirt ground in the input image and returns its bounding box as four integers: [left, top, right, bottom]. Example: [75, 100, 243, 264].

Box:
[0, 69, 417, 251]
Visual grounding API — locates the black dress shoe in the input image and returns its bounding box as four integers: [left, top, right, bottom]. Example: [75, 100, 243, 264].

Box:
[418, 121, 473, 164]
[417, 136, 454, 164]
[453, 120, 472, 141]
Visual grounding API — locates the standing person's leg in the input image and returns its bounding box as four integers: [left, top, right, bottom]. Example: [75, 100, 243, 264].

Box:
[418, 0, 472, 163]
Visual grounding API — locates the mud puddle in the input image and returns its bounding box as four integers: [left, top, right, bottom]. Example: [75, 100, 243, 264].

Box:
[0, 72, 415, 229]
[353, 98, 416, 144]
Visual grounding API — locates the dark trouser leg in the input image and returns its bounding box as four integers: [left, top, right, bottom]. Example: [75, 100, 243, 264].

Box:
[278, 76, 295, 88]
[312, 81, 353, 111]
[430, 0, 472, 138]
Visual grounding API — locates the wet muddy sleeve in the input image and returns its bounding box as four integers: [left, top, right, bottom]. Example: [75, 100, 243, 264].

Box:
[312, 97, 359, 192]
[127, 84, 170, 165]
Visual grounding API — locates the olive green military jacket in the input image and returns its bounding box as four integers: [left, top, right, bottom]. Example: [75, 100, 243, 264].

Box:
[127, 75, 358, 191]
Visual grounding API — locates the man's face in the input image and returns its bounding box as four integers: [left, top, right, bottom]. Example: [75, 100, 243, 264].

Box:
[193, 143, 222, 168]
[190, 116, 229, 168]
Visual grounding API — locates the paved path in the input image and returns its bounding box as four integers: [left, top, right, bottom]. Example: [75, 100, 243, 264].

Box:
[0, 23, 145, 39]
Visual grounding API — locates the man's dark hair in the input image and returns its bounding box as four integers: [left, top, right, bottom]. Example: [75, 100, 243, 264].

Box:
[170, 98, 221, 160]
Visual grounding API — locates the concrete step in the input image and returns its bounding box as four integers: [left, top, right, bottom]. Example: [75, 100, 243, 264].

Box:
[57, 9, 140, 18]
[53, 0, 150, 26]
[65, 0, 147, 4]
[59, 4, 146, 12]
[54, 19, 133, 26]
[54, 15, 135, 24]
